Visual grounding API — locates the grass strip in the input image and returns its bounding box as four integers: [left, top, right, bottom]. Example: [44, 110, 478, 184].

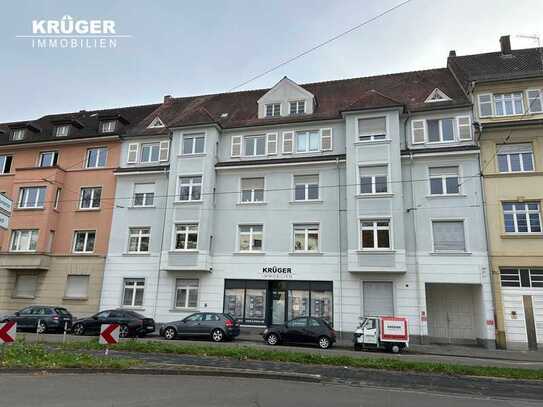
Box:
[63, 339, 543, 381]
[0, 341, 140, 369]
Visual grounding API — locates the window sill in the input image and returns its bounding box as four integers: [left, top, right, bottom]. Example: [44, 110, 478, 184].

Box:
[288, 252, 323, 256]
[425, 140, 457, 145]
[425, 194, 467, 198]
[12, 295, 35, 300]
[178, 153, 207, 158]
[14, 207, 44, 211]
[169, 308, 199, 313]
[354, 139, 391, 146]
[236, 202, 267, 206]
[63, 297, 88, 301]
[430, 251, 472, 256]
[356, 193, 393, 199]
[71, 252, 96, 256]
[289, 200, 323, 204]
[168, 250, 199, 254]
[0, 173, 14, 177]
[76, 208, 101, 212]
[501, 233, 543, 239]
[120, 306, 146, 311]
[129, 206, 156, 209]
[356, 249, 395, 254]
[123, 253, 151, 256]
[174, 200, 203, 205]
[233, 251, 266, 256]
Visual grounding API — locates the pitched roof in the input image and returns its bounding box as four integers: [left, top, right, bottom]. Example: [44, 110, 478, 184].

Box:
[0, 104, 160, 146]
[130, 68, 470, 135]
[448, 47, 543, 90]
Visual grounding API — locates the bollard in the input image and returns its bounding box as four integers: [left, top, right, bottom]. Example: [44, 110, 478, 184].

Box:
[36, 319, 41, 342]
[62, 321, 68, 344]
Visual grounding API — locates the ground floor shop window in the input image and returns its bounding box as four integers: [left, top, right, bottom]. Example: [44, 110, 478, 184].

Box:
[224, 279, 332, 325]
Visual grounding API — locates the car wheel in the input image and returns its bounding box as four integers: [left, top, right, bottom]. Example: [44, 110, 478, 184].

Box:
[266, 333, 279, 346]
[318, 336, 331, 349]
[119, 324, 129, 338]
[163, 327, 177, 340]
[211, 328, 224, 342]
[36, 320, 47, 334]
[391, 344, 401, 354]
[72, 323, 85, 336]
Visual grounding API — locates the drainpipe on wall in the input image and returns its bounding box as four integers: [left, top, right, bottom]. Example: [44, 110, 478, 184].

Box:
[336, 156, 344, 338]
[152, 131, 173, 320]
[476, 123, 504, 349]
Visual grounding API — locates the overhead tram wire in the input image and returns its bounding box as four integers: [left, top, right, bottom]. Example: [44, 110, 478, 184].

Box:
[227, 0, 415, 92]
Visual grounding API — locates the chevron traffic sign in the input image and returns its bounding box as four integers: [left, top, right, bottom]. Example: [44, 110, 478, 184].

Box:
[99, 323, 120, 345]
[0, 321, 16, 343]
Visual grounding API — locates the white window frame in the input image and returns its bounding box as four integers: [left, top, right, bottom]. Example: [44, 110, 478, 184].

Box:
[293, 223, 320, 253]
[18, 186, 46, 209]
[478, 93, 493, 117]
[359, 219, 391, 250]
[182, 133, 206, 155]
[231, 135, 242, 157]
[38, 151, 58, 167]
[295, 130, 320, 153]
[173, 223, 199, 251]
[177, 175, 203, 202]
[122, 278, 145, 307]
[11, 128, 25, 141]
[0, 155, 12, 174]
[266, 133, 278, 155]
[238, 224, 264, 252]
[10, 229, 39, 252]
[54, 188, 61, 210]
[411, 120, 426, 144]
[497, 146, 535, 173]
[101, 120, 116, 133]
[293, 175, 320, 201]
[526, 89, 543, 113]
[358, 165, 388, 195]
[240, 177, 265, 203]
[133, 183, 155, 207]
[456, 116, 472, 140]
[265, 103, 281, 117]
[494, 92, 524, 116]
[174, 279, 199, 309]
[86, 147, 108, 168]
[127, 227, 151, 253]
[426, 118, 456, 143]
[140, 142, 161, 163]
[431, 219, 467, 253]
[72, 230, 96, 254]
[357, 117, 387, 142]
[55, 125, 70, 137]
[79, 187, 102, 210]
[243, 135, 266, 157]
[428, 167, 461, 196]
[289, 100, 305, 115]
[503, 202, 542, 234]
[282, 131, 294, 154]
[127, 143, 139, 164]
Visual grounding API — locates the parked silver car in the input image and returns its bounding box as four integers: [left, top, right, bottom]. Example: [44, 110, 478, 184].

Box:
[159, 312, 240, 342]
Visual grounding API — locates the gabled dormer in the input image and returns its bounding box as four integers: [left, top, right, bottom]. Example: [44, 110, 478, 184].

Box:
[257, 77, 315, 119]
[98, 113, 129, 134]
[50, 118, 84, 137]
[424, 88, 452, 103]
[8, 123, 40, 141]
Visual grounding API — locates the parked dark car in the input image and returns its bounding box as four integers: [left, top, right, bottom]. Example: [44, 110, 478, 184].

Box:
[262, 317, 336, 349]
[71, 309, 155, 338]
[159, 312, 240, 342]
[0, 305, 73, 333]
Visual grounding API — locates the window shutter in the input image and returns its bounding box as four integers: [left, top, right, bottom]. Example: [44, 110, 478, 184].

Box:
[65, 275, 89, 298]
[266, 133, 278, 155]
[457, 116, 472, 140]
[231, 135, 241, 157]
[432, 221, 465, 251]
[159, 140, 170, 161]
[127, 143, 139, 163]
[411, 120, 425, 144]
[15, 274, 37, 298]
[496, 143, 533, 154]
[282, 131, 293, 154]
[320, 128, 333, 151]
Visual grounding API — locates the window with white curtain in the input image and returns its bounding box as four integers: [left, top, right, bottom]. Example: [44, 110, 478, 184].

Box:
[19, 187, 46, 208]
[73, 231, 96, 253]
[175, 279, 199, 308]
[494, 92, 524, 116]
[122, 278, 144, 307]
[497, 144, 534, 173]
[79, 187, 102, 209]
[10, 230, 39, 252]
[14, 274, 37, 298]
[293, 224, 319, 252]
[64, 275, 89, 299]
[240, 178, 264, 203]
[432, 220, 466, 252]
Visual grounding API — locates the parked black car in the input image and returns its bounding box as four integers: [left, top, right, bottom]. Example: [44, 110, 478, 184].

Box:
[71, 309, 155, 338]
[159, 312, 240, 342]
[0, 305, 73, 333]
[262, 317, 336, 349]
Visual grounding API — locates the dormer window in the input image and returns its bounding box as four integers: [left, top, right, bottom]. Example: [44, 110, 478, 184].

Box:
[265, 103, 280, 117]
[289, 100, 305, 115]
[55, 125, 70, 137]
[100, 120, 116, 133]
[11, 129, 25, 141]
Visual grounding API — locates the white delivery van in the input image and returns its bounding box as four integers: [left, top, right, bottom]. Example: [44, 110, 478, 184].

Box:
[353, 316, 409, 353]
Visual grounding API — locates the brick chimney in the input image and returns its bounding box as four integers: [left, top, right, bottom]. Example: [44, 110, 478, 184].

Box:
[163, 95, 172, 102]
[448, 50, 456, 57]
[500, 35, 512, 55]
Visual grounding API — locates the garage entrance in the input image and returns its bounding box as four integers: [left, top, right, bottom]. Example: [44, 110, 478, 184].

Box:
[425, 283, 479, 344]
[363, 282, 394, 316]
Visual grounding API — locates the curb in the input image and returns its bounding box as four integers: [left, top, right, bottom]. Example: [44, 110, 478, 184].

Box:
[0, 365, 323, 383]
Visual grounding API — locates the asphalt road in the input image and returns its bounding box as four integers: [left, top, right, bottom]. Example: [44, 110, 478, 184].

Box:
[0, 374, 539, 407]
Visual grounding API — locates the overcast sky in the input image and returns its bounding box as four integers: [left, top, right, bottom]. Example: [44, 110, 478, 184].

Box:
[1, 0, 542, 122]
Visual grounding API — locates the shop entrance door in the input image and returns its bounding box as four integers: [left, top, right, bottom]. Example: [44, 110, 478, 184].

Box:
[270, 281, 287, 325]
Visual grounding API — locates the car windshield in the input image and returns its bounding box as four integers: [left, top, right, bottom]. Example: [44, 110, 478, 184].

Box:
[358, 318, 368, 328]
[55, 308, 70, 315]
